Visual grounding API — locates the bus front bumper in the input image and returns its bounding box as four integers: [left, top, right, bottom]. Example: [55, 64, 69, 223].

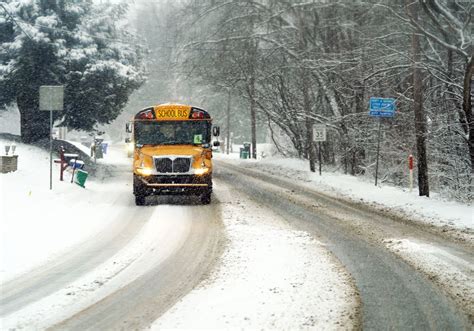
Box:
[134, 174, 212, 196]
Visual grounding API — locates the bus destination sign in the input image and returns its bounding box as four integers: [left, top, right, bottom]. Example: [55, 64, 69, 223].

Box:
[154, 106, 190, 120]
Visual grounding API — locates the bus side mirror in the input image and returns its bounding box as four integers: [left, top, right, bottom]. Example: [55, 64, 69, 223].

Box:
[213, 141, 220, 147]
[125, 123, 132, 133]
[212, 126, 220, 137]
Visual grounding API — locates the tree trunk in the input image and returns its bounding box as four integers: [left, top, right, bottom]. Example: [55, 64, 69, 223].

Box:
[463, 54, 474, 174]
[226, 88, 231, 154]
[17, 92, 50, 144]
[410, 1, 430, 197]
[250, 75, 257, 159]
[354, 80, 366, 175]
[296, 10, 316, 172]
[302, 70, 315, 172]
[305, 117, 315, 172]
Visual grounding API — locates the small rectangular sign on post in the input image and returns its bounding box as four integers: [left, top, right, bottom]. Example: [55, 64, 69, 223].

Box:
[40, 86, 64, 111]
[313, 124, 326, 176]
[40, 85, 64, 190]
[313, 124, 327, 142]
[369, 97, 395, 117]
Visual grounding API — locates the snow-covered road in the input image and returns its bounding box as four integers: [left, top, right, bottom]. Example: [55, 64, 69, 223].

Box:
[1, 142, 224, 329]
[1, 140, 361, 329]
[153, 179, 358, 329]
[214, 160, 473, 329]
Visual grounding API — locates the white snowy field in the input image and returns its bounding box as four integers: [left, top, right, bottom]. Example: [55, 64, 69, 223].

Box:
[215, 151, 473, 234]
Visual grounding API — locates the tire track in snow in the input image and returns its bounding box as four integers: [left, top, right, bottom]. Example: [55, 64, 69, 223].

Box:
[0, 193, 152, 317]
[2, 202, 224, 330]
[48, 201, 224, 331]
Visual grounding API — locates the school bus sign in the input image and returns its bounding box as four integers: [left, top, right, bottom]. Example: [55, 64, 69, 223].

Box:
[154, 105, 190, 120]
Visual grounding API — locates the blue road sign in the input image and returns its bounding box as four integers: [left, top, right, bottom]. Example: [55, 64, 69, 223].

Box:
[369, 97, 396, 117]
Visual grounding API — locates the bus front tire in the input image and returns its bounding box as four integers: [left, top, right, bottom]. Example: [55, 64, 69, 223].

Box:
[200, 191, 211, 205]
[135, 195, 146, 206]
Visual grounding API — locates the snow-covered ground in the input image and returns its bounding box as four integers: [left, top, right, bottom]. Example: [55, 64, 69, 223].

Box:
[215, 152, 473, 234]
[0, 138, 121, 283]
[1, 139, 358, 329]
[1, 138, 471, 328]
[384, 238, 473, 318]
[214, 150, 473, 322]
[1, 203, 200, 330]
[153, 182, 358, 329]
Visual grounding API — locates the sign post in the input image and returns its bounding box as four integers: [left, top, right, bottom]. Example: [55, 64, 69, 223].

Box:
[39, 86, 64, 190]
[374, 118, 382, 186]
[313, 124, 327, 176]
[369, 97, 396, 186]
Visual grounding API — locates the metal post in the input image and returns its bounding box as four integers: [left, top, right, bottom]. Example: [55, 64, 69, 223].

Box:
[226, 88, 231, 154]
[318, 142, 322, 176]
[374, 118, 382, 186]
[49, 110, 53, 190]
[59, 148, 64, 181]
[71, 158, 77, 183]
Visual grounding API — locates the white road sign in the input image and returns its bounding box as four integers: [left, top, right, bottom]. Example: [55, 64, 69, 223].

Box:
[313, 124, 327, 142]
[39, 85, 64, 111]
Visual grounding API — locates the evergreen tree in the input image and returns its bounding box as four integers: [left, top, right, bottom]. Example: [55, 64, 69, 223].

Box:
[0, 0, 145, 142]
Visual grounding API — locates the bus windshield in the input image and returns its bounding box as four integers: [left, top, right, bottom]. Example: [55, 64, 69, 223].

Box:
[135, 121, 211, 145]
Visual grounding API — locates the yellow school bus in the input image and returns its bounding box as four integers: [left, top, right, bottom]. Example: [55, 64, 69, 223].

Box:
[126, 104, 220, 205]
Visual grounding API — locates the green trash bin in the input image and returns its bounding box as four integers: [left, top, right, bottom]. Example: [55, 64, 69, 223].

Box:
[243, 142, 251, 159]
[74, 169, 88, 188]
[240, 148, 250, 159]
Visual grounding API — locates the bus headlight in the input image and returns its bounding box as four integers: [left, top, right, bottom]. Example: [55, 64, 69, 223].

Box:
[194, 167, 210, 176]
[137, 167, 153, 176]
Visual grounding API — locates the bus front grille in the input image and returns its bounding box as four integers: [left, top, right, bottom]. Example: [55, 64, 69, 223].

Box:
[154, 157, 191, 173]
[155, 158, 173, 173]
[173, 158, 191, 172]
